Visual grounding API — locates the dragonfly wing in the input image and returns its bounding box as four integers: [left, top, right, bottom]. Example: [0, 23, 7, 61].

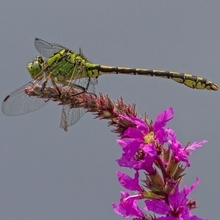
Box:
[60, 105, 86, 131]
[88, 78, 97, 94]
[59, 70, 97, 130]
[73, 77, 97, 95]
[59, 78, 97, 131]
[35, 38, 65, 58]
[2, 81, 49, 116]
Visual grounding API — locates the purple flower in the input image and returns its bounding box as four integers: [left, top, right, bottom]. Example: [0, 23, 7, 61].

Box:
[112, 191, 144, 218]
[153, 106, 174, 143]
[121, 107, 174, 144]
[117, 171, 142, 192]
[168, 128, 207, 167]
[113, 107, 206, 219]
[145, 178, 203, 220]
[116, 107, 174, 171]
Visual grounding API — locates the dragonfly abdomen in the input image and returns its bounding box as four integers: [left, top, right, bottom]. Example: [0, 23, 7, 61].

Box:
[97, 65, 218, 91]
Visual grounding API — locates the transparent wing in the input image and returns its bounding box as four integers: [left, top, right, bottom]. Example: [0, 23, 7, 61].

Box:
[60, 73, 98, 130]
[35, 38, 65, 58]
[2, 81, 49, 116]
[60, 105, 86, 131]
[73, 77, 98, 94]
[1, 69, 55, 116]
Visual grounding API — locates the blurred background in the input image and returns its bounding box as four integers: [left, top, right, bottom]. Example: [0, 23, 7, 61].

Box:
[0, 1, 219, 219]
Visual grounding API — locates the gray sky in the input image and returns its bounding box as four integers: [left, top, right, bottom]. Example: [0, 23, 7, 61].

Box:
[0, 1, 220, 219]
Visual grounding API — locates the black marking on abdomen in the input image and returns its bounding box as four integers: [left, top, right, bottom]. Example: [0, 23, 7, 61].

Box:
[117, 67, 136, 74]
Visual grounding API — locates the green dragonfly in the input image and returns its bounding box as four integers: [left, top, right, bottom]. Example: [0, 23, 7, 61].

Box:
[2, 38, 218, 130]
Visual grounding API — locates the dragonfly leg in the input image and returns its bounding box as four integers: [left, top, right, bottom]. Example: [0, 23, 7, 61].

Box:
[51, 77, 61, 96]
[68, 77, 97, 97]
[83, 77, 97, 97]
[72, 86, 97, 98]
[42, 77, 62, 102]
[40, 80, 48, 92]
[64, 64, 94, 95]
[40, 71, 54, 92]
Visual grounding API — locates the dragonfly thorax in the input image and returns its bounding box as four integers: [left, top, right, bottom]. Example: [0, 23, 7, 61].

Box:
[27, 56, 46, 79]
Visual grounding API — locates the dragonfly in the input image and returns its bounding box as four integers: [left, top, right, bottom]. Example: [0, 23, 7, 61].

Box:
[2, 38, 218, 131]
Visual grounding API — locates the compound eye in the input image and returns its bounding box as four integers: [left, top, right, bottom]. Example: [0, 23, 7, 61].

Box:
[27, 60, 42, 78]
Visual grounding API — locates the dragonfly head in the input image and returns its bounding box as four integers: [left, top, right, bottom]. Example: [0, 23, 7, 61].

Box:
[27, 56, 46, 79]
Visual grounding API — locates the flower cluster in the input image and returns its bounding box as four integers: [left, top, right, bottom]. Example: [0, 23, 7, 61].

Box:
[112, 108, 206, 220]
[25, 85, 207, 219]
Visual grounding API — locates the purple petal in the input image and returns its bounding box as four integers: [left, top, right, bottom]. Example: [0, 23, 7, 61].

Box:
[154, 107, 174, 132]
[117, 138, 140, 153]
[145, 199, 170, 214]
[183, 177, 200, 196]
[120, 115, 149, 132]
[122, 127, 144, 139]
[169, 184, 187, 208]
[187, 140, 207, 151]
[117, 171, 142, 191]
[112, 192, 144, 218]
